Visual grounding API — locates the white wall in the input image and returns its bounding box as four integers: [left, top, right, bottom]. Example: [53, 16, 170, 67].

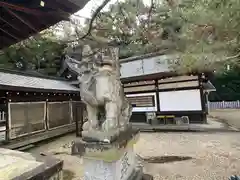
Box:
[159, 89, 202, 111]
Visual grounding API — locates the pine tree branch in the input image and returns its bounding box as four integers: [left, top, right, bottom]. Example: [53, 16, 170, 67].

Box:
[78, 0, 111, 40]
[225, 52, 240, 61]
[147, 0, 154, 28]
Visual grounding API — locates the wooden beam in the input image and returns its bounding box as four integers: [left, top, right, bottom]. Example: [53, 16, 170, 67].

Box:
[0, 27, 20, 40]
[68, 0, 89, 7]
[0, 35, 16, 45]
[0, 16, 20, 32]
[48, 0, 72, 12]
[4, 7, 38, 32]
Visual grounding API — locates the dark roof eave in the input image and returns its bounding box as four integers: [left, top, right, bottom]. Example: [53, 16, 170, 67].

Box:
[0, 0, 90, 49]
[119, 50, 173, 64]
[0, 68, 68, 81]
[121, 71, 214, 84]
[0, 70, 79, 92]
[121, 71, 190, 83]
[0, 84, 79, 93]
[203, 81, 216, 92]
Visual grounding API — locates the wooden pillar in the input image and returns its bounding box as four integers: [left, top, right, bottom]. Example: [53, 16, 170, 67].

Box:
[155, 79, 160, 113]
[76, 102, 83, 137]
[199, 75, 207, 123]
[5, 101, 10, 142]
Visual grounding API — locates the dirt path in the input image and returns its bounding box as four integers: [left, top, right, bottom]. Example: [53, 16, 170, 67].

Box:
[27, 132, 240, 180]
[136, 132, 240, 180]
[210, 109, 240, 130]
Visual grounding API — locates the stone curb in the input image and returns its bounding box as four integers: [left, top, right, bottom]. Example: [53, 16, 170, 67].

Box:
[134, 126, 240, 133]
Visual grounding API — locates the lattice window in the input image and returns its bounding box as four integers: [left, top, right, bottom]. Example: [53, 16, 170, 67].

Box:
[127, 95, 155, 107]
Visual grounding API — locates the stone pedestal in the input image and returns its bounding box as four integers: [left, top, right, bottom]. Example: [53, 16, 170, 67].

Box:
[0, 148, 63, 180]
[72, 127, 150, 180]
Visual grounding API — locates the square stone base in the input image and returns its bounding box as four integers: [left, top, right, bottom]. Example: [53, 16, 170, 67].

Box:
[72, 127, 145, 180]
[82, 146, 140, 180]
[0, 148, 63, 180]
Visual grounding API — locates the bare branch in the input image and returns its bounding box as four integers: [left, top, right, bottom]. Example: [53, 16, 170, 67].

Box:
[118, 3, 132, 29]
[147, 0, 154, 28]
[225, 52, 240, 61]
[78, 0, 111, 40]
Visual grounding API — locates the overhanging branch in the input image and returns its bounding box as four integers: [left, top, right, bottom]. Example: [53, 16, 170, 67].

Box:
[147, 0, 154, 28]
[225, 52, 240, 61]
[78, 0, 111, 40]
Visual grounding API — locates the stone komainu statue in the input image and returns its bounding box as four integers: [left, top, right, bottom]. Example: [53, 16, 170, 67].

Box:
[64, 45, 132, 141]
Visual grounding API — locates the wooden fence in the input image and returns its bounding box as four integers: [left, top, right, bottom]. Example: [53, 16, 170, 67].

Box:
[209, 101, 240, 109]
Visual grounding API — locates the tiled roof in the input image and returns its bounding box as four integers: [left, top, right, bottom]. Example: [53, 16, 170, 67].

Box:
[0, 72, 79, 92]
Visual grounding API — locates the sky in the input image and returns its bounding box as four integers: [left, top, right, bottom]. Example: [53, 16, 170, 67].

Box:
[73, 0, 153, 24]
[55, 0, 158, 38]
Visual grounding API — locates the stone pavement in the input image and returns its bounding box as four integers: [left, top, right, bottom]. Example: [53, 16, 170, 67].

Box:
[132, 117, 239, 132]
[210, 109, 240, 130]
[27, 132, 240, 180]
[0, 148, 63, 180]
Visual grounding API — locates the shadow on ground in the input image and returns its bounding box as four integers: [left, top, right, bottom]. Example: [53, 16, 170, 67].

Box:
[142, 156, 193, 164]
[63, 169, 75, 180]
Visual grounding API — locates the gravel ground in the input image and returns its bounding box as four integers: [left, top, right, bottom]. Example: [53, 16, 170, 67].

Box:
[136, 132, 240, 180]
[27, 132, 240, 180]
[210, 109, 240, 130]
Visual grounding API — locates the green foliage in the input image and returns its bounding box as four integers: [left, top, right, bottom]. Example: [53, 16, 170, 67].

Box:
[0, 35, 67, 76]
[90, 0, 182, 58]
[179, 0, 240, 69]
[84, 0, 240, 71]
[210, 66, 240, 101]
[1, 0, 240, 75]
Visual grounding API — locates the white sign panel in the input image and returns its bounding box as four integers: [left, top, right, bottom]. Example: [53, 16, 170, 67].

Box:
[126, 93, 157, 112]
[120, 55, 175, 78]
[120, 60, 144, 78]
[159, 89, 202, 111]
